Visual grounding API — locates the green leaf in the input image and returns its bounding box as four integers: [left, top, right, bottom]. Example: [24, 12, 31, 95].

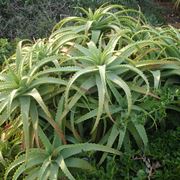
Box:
[99, 124, 119, 165]
[70, 107, 82, 142]
[65, 67, 97, 104]
[38, 127, 52, 153]
[59, 77, 95, 124]
[30, 100, 39, 147]
[20, 96, 31, 153]
[0, 100, 8, 115]
[110, 64, 150, 95]
[128, 122, 143, 148]
[24, 167, 39, 180]
[91, 30, 101, 44]
[53, 96, 65, 147]
[108, 73, 132, 115]
[75, 109, 98, 124]
[29, 77, 67, 89]
[5, 151, 46, 180]
[150, 70, 161, 89]
[26, 88, 66, 144]
[35, 66, 82, 78]
[16, 41, 23, 74]
[117, 126, 126, 150]
[5, 154, 25, 180]
[56, 155, 75, 180]
[55, 143, 121, 159]
[28, 55, 58, 81]
[38, 158, 51, 179]
[91, 68, 106, 133]
[134, 124, 148, 148]
[65, 157, 94, 171]
[7, 89, 18, 116]
[49, 163, 59, 180]
[107, 80, 123, 106]
[12, 156, 45, 180]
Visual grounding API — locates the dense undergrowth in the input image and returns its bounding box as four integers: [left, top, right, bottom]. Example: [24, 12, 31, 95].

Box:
[75, 128, 180, 180]
[0, 3, 180, 180]
[0, 0, 164, 39]
[0, 38, 18, 66]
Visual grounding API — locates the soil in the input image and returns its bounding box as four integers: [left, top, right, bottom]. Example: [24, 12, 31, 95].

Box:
[154, 0, 180, 28]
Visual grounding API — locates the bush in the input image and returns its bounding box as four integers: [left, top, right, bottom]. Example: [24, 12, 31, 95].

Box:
[0, 4, 179, 180]
[0, 38, 17, 65]
[149, 128, 180, 179]
[0, 0, 164, 39]
[76, 128, 180, 179]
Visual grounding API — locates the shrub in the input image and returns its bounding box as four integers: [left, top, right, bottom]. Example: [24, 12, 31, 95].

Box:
[0, 38, 17, 65]
[0, 0, 164, 39]
[75, 128, 180, 179]
[0, 4, 179, 180]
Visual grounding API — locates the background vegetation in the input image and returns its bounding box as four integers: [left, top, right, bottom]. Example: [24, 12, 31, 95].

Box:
[0, 0, 164, 39]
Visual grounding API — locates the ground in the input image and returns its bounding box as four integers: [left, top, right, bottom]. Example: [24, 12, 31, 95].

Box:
[155, 0, 180, 28]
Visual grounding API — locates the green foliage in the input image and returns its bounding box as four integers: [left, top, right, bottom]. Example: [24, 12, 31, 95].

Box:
[149, 128, 180, 179]
[0, 0, 70, 39]
[0, 118, 22, 177]
[75, 128, 180, 180]
[0, 0, 164, 39]
[0, 39, 17, 65]
[5, 127, 120, 180]
[0, 4, 179, 180]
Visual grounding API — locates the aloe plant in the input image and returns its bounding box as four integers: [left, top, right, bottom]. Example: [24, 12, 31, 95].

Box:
[0, 40, 70, 148]
[60, 34, 151, 136]
[0, 4, 180, 180]
[53, 4, 146, 33]
[5, 127, 121, 180]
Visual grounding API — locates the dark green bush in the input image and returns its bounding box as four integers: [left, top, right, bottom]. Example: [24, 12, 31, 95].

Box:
[75, 128, 180, 180]
[149, 128, 180, 179]
[0, 0, 164, 39]
[0, 38, 17, 65]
